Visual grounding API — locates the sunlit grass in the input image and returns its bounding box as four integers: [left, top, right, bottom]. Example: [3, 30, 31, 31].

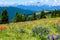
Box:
[0, 17, 60, 40]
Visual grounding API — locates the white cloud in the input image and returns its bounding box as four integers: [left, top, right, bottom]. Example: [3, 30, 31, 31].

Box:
[0, 0, 60, 6]
[39, 0, 60, 6]
[20, 0, 60, 6]
[0, 1, 18, 6]
[49, 0, 60, 6]
[21, 0, 38, 6]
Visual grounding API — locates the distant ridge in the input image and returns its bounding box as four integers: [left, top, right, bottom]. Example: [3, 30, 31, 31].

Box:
[0, 5, 60, 21]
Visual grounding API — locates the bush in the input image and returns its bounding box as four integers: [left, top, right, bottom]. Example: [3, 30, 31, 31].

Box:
[32, 27, 50, 36]
[20, 28, 26, 33]
[16, 28, 26, 33]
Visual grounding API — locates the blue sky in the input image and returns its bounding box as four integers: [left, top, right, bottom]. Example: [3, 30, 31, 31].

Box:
[0, 0, 60, 6]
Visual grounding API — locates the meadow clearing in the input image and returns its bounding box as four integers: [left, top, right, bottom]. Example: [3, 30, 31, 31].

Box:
[0, 18, 60, 40]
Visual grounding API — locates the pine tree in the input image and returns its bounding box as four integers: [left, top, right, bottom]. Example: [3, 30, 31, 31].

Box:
[0, 16, 2, 24]
[51, 9, 57, 18]
[32, 12, 36, 20]
[58, 10, 60, 17]
[27, 15, 33, 21]
[14, 11, 21, 22]
[1, 9, 9, 24]
[40, 10, 46, 19]
[22, 14, 27, 21]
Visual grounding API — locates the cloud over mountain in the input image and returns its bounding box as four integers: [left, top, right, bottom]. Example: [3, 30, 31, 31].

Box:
[0, 0, 60, 6]
[0, 1, 17, 6]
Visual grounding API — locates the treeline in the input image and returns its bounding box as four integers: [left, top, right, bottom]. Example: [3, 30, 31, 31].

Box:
[0, 9, 60, 24]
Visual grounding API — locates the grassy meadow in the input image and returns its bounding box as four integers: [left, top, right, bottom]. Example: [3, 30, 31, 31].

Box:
[0, 18, 60, 40]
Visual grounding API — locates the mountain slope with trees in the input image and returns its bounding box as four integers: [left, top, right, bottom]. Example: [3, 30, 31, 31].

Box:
[0, 8, 60, 24]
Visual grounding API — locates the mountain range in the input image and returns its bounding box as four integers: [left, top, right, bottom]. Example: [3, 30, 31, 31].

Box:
[0, 5, 60, 21]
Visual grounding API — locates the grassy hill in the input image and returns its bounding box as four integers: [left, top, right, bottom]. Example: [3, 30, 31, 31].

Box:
[0, 18, 60, 40]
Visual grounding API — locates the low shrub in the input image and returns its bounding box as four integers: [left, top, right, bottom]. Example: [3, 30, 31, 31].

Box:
[16, 28, 26, 33]
[32, 26, 50, 36]
[20, 28, 26, 33]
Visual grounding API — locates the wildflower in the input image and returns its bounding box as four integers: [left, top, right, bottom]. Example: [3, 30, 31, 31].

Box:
[46, 36, 50, 40]
[20, 28, 25, 33]
[32, 26, 50, 36]
[47, 36, 50, 39]
[56, 35, 60, 39]
[32, 27, 37, 32]
[32, 27, 37, 36]
[0, 26, 6, 31]
[51, 36, 54, 40]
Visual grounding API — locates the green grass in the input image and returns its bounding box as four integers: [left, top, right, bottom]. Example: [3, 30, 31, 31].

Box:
[0, 17, 60, 40]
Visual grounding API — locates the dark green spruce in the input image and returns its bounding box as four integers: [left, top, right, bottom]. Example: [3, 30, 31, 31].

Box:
[1, 9, 9, 24]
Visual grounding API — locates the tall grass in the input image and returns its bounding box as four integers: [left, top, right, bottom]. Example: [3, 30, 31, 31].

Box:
[0, 18, 60, 40]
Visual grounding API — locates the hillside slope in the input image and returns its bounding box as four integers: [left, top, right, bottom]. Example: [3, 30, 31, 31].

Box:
[0, 18, 60, 40]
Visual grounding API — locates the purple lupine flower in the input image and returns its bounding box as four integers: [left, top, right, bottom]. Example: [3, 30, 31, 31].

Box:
[46, 36, 50, 40]
[47, 36, 50, 39]
[32, 27, 37, 32]
[56, 35, 60, 39]
[51, 36, 54, 40]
